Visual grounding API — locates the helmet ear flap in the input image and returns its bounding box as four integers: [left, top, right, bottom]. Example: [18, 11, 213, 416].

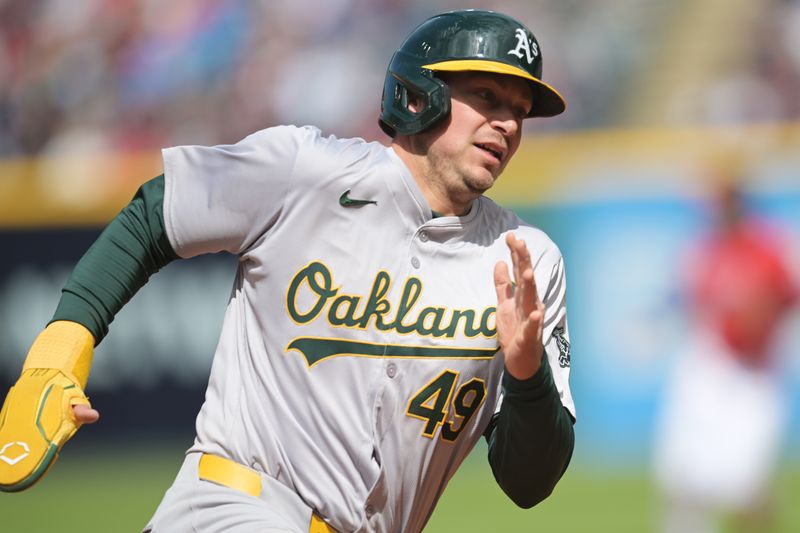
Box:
[379, 54, 451, 137]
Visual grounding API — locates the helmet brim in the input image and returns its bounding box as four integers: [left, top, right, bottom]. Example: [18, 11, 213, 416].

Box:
[422, 59, 566, 118]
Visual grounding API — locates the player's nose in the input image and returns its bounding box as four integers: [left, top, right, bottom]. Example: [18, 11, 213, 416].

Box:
[489, 109, 521, 139]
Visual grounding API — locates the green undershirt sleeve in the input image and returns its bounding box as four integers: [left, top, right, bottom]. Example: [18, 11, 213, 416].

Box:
[484, 356, 575, 508]
[50, 174, 179, 344]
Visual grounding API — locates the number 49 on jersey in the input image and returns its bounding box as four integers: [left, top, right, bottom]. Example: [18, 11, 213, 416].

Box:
[405, 370, 486, 442]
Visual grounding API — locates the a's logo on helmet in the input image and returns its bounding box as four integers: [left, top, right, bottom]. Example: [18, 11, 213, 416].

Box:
[508, 28, 539, 65]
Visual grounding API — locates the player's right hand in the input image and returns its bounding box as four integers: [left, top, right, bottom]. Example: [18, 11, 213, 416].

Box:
[0, 368, 95, 492]
[73, 403, 100, 424]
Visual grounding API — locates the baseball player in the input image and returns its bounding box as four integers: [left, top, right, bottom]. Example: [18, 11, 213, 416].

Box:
[0, 10, 576, 533]
[653, 176, 797, 533]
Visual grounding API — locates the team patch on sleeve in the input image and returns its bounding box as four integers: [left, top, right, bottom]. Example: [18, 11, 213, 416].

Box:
[552, 327, 570, 368]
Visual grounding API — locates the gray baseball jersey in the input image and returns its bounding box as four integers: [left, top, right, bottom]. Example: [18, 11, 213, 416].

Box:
[161, 125, 575, 532]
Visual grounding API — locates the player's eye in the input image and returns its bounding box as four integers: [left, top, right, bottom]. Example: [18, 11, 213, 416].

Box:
[513, 106, 528, 120]
[474, 88, 494, 103]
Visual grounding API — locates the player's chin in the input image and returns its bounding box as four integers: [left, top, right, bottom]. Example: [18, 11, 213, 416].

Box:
[480, 160, 505, 183]
[465, 170, 497, 194]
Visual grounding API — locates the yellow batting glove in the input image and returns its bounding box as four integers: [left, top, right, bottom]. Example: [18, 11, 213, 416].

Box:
[0, 321, 94, 492]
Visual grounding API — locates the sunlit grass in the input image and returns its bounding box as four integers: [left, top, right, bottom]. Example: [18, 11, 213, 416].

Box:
[2, 439, 797, 532]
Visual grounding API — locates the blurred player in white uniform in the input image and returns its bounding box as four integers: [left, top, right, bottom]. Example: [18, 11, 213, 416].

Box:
[0, 10, 576, 532]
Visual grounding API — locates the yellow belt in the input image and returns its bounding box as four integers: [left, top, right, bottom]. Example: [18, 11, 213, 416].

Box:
[198, 453, 337, 533]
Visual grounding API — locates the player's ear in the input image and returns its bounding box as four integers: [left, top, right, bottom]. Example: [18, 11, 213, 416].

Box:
[406, 92, 422, 113]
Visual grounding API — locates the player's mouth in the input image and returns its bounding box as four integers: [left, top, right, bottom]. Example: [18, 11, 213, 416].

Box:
[474, 142, 505, 165]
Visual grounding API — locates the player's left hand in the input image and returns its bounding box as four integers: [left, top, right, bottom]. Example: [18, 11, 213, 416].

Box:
[493, 232, 545, 380]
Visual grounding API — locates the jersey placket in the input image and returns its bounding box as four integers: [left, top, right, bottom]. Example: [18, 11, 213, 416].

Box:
[360, 223, 433, 524]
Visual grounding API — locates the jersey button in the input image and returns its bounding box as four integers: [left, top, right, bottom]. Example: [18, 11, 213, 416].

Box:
[365, 504, 376, 517]
[419, 231, 429, 242]
[411, 256, 420, 269]
[386, 363, 397, 378]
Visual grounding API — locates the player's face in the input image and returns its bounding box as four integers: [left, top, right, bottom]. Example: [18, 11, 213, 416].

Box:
[418, 72, 533, 201]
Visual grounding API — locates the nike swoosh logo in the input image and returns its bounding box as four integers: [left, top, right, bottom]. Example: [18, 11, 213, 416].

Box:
[339, 190, 377, 207]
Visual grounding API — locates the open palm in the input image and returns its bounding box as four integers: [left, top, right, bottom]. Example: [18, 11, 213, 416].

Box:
[493, 233, 545, 380]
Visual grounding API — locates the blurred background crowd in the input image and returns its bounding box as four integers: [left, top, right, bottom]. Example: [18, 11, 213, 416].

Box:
[1, 0, 800, 157]
[2, 0, 800, 531]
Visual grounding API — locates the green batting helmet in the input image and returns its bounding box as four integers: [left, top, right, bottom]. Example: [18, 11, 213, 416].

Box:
[379, 9, 566, 137]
